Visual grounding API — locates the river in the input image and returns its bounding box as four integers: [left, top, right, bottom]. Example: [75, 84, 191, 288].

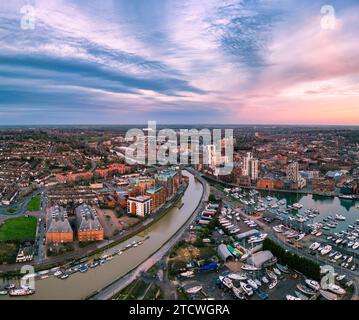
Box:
[0, 170, 204, 300]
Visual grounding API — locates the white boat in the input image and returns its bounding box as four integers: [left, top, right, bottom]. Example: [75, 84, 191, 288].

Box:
[347, 256, 353, 264]
[241, 264, 260, 271]
[335, 214, 346, 221]
[305, 279, 320, 291]
[315, 231, 322, 237]
[261, 276, 269, 284]
[327, 283, 346, 295]
[247, 279, 258, 289]
[292, 203, 303, 209]
[227, 272, 247, 281]
[320, 245, 332, 255]
[309, 242, 321, 251]
[219, 276, 233, 289]
[9, 288, 35, 296]
[297, 284, 316, 296]
[240, 282, 253, 296]
[273, 225, 283, 233]
[266, 269, 277, 280]
[248, 233, 267, 244]
[286, 295, 301, 300]
[180, 271, 194, 278]
[186, 285, 202, 294]
[334, 253, 343, 260]
[54, 271, 62, 277]
[268, 280, 277, 290]
[320, 289, 338, 301]
[336, 275, 346, 281]
[273, 267, 282, 276]
[352, 242, 359, 250]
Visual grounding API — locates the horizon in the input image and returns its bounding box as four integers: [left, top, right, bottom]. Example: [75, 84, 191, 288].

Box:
[0, 1, 358, 125]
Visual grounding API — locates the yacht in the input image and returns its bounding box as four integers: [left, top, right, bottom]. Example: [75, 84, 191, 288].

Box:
[261, 276, 269, 284]
[268, 280, 278, 290]
[273, 267, 282, 276]
[292, 203, 303, 209]
[247, 279, 258, 289]
[309, 242, 321, 251]
[320, 289, 338, 301]
[227, 272, 247, 281]
[320, 245, 332, 255]
[232, 287, 245, 300]
[9, 288, 35, 296]
[327, 283, 346, 295]
[336, 275, 346, 281]
[352, 242, 359, 249]
[240, 282, 253, 296]
[334, 253, 343, 260]
[54, 270, 62, 277]
[294, 291, 309, 300]
[186, 286, 202, 294]
[297, 284, 316, 296]
[335, 214, 346, 221]
[219, 276, 233, 289]
[266, 269, 277, 280]
[305, 279, 320, 291]
[241, 264, 260, 271]
[286, 295, 301, 300]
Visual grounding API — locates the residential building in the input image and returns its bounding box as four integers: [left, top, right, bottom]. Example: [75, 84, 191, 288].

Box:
[146, 186, 166, 211]
[127, 195, 152, 217]
[76, 204, 104, 242]
[46, 206, 73, 243]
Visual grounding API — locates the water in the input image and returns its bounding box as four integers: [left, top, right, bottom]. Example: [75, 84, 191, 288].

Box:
[0, 170, 203, 300]
[260, 190, 359, 232]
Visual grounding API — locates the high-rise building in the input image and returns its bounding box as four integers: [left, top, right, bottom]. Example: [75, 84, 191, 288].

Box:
[286, 162, 299, 182]
[242, 152, 259, 181]
[250, 158, 259, 181]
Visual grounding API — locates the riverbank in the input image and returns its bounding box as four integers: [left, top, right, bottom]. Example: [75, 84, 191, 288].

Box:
[90, 169, 209, 300]
[0, 181, 188, 277]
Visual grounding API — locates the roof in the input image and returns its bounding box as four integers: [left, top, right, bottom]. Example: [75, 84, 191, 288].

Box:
[217, 244, 233, 261]
[47, 206, 72, 233]
[76, 204, 103, 232]
[247, 250, 275, 268]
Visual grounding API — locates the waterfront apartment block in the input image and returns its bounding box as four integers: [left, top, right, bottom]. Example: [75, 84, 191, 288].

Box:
[146, 186, 166, 211]
[127, 195, 152, 217]
[46, 205, 74, 243]
[155, 166, 181, 199]
[75, 204, 104, 242]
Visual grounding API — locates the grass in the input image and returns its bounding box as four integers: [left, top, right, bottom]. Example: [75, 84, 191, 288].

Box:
[27, 196, 41, 211]
[6, 208, 17, 214]
[0, 216, 38, 241]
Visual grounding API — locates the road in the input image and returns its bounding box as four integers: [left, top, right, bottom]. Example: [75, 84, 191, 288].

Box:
[92, 169, 209, 300]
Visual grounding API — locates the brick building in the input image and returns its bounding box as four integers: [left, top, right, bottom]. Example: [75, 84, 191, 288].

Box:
[46, 206, 73, 243]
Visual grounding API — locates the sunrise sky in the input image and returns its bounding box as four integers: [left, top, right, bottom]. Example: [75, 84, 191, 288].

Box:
[0, 0, 358, 125]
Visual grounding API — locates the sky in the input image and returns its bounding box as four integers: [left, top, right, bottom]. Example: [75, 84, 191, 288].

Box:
[0, 0, 358, 125]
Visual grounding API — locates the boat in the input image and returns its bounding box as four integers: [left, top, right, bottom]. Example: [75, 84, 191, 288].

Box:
[320, 245, 332, 255]
[54, 271, 62, 277]
[335, 238, 343, 245]
[180, 271, 194, 278]
[327, 283, 346, 295]
[320, 289, 338, 301]
[335, 214, 346, 221]
[305, 279, 320, 291]
[336, 275, 346, 281]
[40, 274, 49, 280]
[273, 226, 283, 233]
[9, 288, 35, 296]
[79, 265, 88, 273]
[266, 269, 277, 280]
[315, 231, 322, 237]
[297, 284, 316, 296]
[186, 285, 202, 294]
[273, 267, 282, 276]
[232, 286, 245, 300]
[294, 291, 309, 300]
[334, 253, 343, 260]
[292, 203, 303, 209]
[219, 276, 233, 289]
[60, 273, 69, 280]
[0, 290, 8, 295]
[268, 280, 277, 290]
[4, 284, 15, 290]
[347, 256, 353, 264]
[352, 242, 359, 250]
[240, 282, 253, 296]
[254, 278, 262, 287]
[248, 233, 267, 244]
[247, 279, 258, 289]
[309, 242, 321, 251]
[241, 264, 260, 271]
[286, 295, 301, 300]
[277, 264, 290, 274]
[89, 261, 99, 268]
[227, 272, 247, 281]
[261, 276, 269, 284]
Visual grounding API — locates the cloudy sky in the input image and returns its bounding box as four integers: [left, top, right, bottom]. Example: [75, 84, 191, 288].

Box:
[0, 0, 358, 125]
